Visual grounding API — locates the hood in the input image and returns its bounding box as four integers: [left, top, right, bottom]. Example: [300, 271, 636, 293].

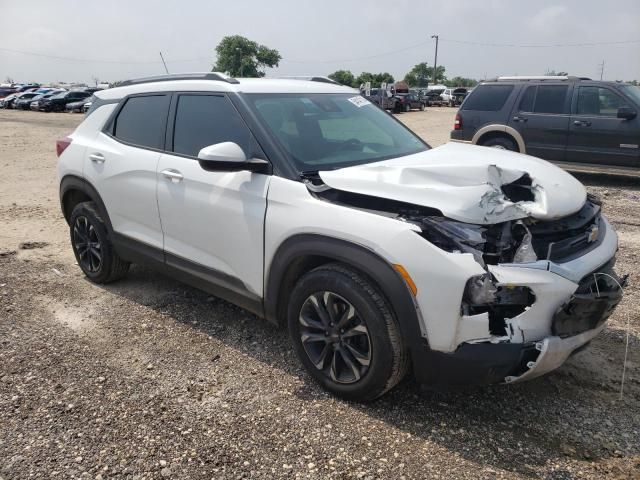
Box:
[318, 142, 586, 225]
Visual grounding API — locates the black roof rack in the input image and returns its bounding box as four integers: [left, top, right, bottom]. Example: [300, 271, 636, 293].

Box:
[278, 76, 341, 85]
[119, 72, 239, 87]
[494, 75, 592, 82]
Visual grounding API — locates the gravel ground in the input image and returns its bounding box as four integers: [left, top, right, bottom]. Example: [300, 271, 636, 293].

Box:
[0, 109, 638, 479]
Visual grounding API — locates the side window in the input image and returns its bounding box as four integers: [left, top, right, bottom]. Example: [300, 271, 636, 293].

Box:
[462, 85, 514, 111]
[113, 95, 170, 149]
[533, 85, 568, 114]
[519, 86, 535, 112]
[577, 86, 630, 116]
[172, 94, 253, 158]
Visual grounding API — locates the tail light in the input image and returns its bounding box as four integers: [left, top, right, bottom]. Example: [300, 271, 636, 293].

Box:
[56, 136, 72, 157]
[454, 113, 462, 130]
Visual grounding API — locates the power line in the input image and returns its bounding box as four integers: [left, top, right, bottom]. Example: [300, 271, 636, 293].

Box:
[1, 37, 639, 66]
[439, 38, 640, 48]
[281, 39, 432, 64]
[0, 47, 207, 65]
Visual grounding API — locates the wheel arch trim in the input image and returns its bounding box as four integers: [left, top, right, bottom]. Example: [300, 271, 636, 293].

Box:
[264, 234, 426, 369]
[472, 124, 526, 153]
[59, 175, 113, 234]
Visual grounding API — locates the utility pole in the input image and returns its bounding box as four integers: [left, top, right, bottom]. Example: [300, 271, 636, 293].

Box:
[599, 60, 605, 80]
[159, 52, 169, 74]
[431, 34, 439, 85]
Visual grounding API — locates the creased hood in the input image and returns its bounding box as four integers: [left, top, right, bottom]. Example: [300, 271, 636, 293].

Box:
[318, 142, 587, 225]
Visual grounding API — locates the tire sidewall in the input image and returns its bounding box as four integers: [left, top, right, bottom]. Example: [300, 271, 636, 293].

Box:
[69, 202, 115, 283]
[287, 268, 397, 401]
[483, 136, 517, 151]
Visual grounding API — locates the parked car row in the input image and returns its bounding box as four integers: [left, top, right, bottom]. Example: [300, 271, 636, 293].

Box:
[0, 83, 99, 113]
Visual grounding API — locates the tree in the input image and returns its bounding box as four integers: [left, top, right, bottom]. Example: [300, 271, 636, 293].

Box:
[445, 76, 478, 88]
[403, 63, 430, 87]
[213, 35, 281, 77]
[328, 70, 355, 87]
[354, 72, 395, 87]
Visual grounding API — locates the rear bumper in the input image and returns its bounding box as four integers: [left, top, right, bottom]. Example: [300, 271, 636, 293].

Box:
[449, 131, 470, 142]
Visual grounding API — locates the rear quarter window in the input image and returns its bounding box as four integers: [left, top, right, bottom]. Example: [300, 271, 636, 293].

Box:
[462, 84, 514, 111]
[112, 95, 170, 149]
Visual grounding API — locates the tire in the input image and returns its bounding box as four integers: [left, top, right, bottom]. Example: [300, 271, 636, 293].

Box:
[404, 103, 411, 112]
[419, 103, 425, 111]
[287, 263, 409, 401]
[69, 201, 130, 283]
[480, 135, 518, 152]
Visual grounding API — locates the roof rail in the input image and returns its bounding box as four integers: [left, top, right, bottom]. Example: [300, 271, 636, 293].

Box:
[496, 75, 590, 82]
[278, 76, 341, 85]
[119, 72, 239, 87]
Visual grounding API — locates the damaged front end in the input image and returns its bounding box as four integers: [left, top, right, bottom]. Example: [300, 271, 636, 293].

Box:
[305, 168, 625, 386]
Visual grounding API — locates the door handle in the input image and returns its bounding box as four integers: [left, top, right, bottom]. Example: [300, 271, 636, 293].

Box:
[573, 120, 592, 127]
[89, 153, 105, 163]
[513, 116, 528, 123]
[161, 169, 184, 183]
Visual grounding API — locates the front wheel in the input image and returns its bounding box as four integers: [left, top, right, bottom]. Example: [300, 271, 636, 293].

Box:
[288, 264, 409, 401]
[404, 103, 411, 112]
[69, 202, 130, 283]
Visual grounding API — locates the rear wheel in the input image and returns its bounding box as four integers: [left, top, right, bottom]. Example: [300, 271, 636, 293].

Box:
[404, 103, 411, 112]
[419, 103, 425, 111]
[288, 263, 408, 401]
[480, 135, 518, 152]
[70, 202, 130, 283]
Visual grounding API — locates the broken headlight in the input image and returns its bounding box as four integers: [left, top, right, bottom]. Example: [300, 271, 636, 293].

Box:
[413, 216, 541, 266]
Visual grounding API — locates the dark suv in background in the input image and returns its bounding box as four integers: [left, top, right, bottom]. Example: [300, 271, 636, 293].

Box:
[40, 91, 92, 112]
[450, 76, 640, 173]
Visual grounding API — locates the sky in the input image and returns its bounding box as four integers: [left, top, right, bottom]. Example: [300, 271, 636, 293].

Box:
[1, 0, 639, 85]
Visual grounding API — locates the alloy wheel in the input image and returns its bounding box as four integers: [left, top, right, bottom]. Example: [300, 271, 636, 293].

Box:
[73, 215, 102, 273]
[298, 291, 372, 384]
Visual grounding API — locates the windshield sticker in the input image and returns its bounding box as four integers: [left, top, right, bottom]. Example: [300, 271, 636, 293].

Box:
[348, 96, 371, 108]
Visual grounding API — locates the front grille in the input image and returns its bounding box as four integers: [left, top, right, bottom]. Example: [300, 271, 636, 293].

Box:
[529, 200, 602, 262]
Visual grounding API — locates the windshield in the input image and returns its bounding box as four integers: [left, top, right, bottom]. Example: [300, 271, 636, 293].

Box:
[245, 93, 428, 171]
[621, 85, 640, 105]
[50, 92, 67, 99]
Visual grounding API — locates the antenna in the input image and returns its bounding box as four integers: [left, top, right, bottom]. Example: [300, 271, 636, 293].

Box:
[598, 60, 605, 80]
[159, 52, 169, 74]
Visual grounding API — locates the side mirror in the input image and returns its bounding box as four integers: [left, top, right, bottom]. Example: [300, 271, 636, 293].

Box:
[617, 106, 637, 120]
[197, 142, 269, 173]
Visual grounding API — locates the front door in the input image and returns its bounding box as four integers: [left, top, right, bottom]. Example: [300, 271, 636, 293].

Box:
[156, 93, 270, 299]
[508, 84, 571, 161]
[566, 85, 640, 167]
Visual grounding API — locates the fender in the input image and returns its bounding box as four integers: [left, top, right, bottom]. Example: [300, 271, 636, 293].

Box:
[59, 175, 114, 232]
[472, 124, 527, 154]
[264, 234, 428, 372]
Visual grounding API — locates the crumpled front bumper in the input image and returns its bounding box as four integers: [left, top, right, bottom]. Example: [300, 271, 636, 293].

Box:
[505, 325, 605, 383]
[412, 216, 625, 388]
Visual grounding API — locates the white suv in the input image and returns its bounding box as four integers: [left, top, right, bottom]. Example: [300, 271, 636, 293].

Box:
[57, 73, 624, 401]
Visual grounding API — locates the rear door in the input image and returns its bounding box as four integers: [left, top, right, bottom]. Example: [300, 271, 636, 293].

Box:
[508, 83, 571, 161]
[566, 85, 640, 167]
[84, 94, 170, 251]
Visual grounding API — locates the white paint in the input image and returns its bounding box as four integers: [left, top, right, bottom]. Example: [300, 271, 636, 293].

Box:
[319, 142, 586, 225]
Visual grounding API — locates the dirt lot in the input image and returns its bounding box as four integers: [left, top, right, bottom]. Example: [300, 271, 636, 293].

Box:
[1, 108, 639, 480]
